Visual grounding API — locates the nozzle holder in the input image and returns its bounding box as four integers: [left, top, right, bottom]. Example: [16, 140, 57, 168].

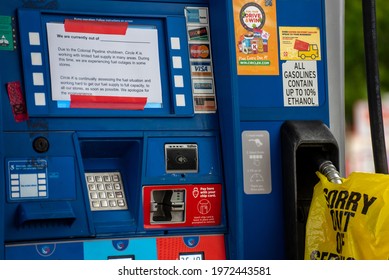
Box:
[281, 120, 340, 259]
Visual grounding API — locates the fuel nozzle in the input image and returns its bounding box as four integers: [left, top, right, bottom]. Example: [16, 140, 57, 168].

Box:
[318, 160, 342, 184]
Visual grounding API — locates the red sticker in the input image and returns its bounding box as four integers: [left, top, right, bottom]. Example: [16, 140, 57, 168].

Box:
[64, 19, 128, 35]
[6, 81, 29, 122]
[70, 95, 147, 110]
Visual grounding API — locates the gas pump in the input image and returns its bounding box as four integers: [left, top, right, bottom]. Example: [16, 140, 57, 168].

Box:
[209, 0, 344, 259]
[0, 0, 344, 260]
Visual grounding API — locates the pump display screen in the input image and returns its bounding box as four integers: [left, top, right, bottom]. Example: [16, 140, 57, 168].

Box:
[46, 21, 162, 108]
[17, 9, 196, 117]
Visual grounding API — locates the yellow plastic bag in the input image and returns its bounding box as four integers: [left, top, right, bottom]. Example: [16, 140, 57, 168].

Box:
[305, 172, 389, 260]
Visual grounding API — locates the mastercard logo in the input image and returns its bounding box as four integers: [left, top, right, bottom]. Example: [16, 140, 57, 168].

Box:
[190, 44, 210, 59]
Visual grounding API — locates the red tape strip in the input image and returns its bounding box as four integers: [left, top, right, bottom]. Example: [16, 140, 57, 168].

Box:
[70, 95, 147, 110]
[6, 81, 29, 122]
[64, 19, 128, 35]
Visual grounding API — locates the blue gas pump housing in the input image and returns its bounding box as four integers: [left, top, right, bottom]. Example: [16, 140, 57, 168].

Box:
[0, 0, 344, 260]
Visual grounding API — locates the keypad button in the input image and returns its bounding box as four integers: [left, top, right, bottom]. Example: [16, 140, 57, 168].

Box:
[85, 172, 127, 211]
[115, 191, 123, 198]
[92, 201, 100, 208]
[90, 192, 98, 199]
[97, 183, 104, 191]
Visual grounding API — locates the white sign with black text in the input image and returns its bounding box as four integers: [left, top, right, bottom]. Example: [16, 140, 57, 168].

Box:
[282, 60, 318, 107]
[46, 22, 162, 105]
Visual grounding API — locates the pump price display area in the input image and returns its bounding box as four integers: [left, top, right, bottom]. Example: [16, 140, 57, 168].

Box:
[179, 252, 204, 260]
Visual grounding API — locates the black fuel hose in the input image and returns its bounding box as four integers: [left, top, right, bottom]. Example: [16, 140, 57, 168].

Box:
[362, 0, 388, 174]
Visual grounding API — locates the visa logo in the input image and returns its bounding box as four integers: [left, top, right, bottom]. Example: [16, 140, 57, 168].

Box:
[194, 65, 209, 72]
[191, 62, 212, 76]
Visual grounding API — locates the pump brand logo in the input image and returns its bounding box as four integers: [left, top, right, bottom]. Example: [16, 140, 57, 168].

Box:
[36, 244, 56, 257]
[112, 240, 129, 251]
[183, 236, 200, 248]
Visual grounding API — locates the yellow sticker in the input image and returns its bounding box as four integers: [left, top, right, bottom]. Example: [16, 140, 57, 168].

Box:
[233, 0, 279, 75]
[279, 26, 321, 61]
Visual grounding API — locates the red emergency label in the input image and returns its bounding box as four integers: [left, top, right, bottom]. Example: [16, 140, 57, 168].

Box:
[143, 184, 222, 229]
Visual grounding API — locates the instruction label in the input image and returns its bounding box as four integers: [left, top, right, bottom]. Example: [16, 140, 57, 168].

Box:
[143, 184, 222, 229]
[46, 22, 162, 105]
[242, 130, 272, 195]
[8, 159, 48, 200]
[282, 61, 318, 107]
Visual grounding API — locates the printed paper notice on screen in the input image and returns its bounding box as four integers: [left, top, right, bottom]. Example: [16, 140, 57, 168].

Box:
[46, 22, 162, 105]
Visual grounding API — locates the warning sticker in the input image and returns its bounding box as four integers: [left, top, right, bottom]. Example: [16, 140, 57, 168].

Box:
[279, 26, 321, 61]
[282, 61, 318, 107]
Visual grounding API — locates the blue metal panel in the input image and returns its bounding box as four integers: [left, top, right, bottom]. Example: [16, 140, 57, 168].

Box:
[2, 132, 92, 242]
[144, 135, 222, 184]
[240, 121, 285, 259]
[238, 0, 329, 125]
[6, 242, 84, 260]
[83, 238, 157, 260]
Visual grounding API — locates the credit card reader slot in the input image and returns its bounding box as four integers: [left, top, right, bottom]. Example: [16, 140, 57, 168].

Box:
[150, 189, 185, 223]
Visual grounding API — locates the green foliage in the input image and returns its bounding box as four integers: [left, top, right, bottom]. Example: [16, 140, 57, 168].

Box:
[345, 0, 389, 124]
